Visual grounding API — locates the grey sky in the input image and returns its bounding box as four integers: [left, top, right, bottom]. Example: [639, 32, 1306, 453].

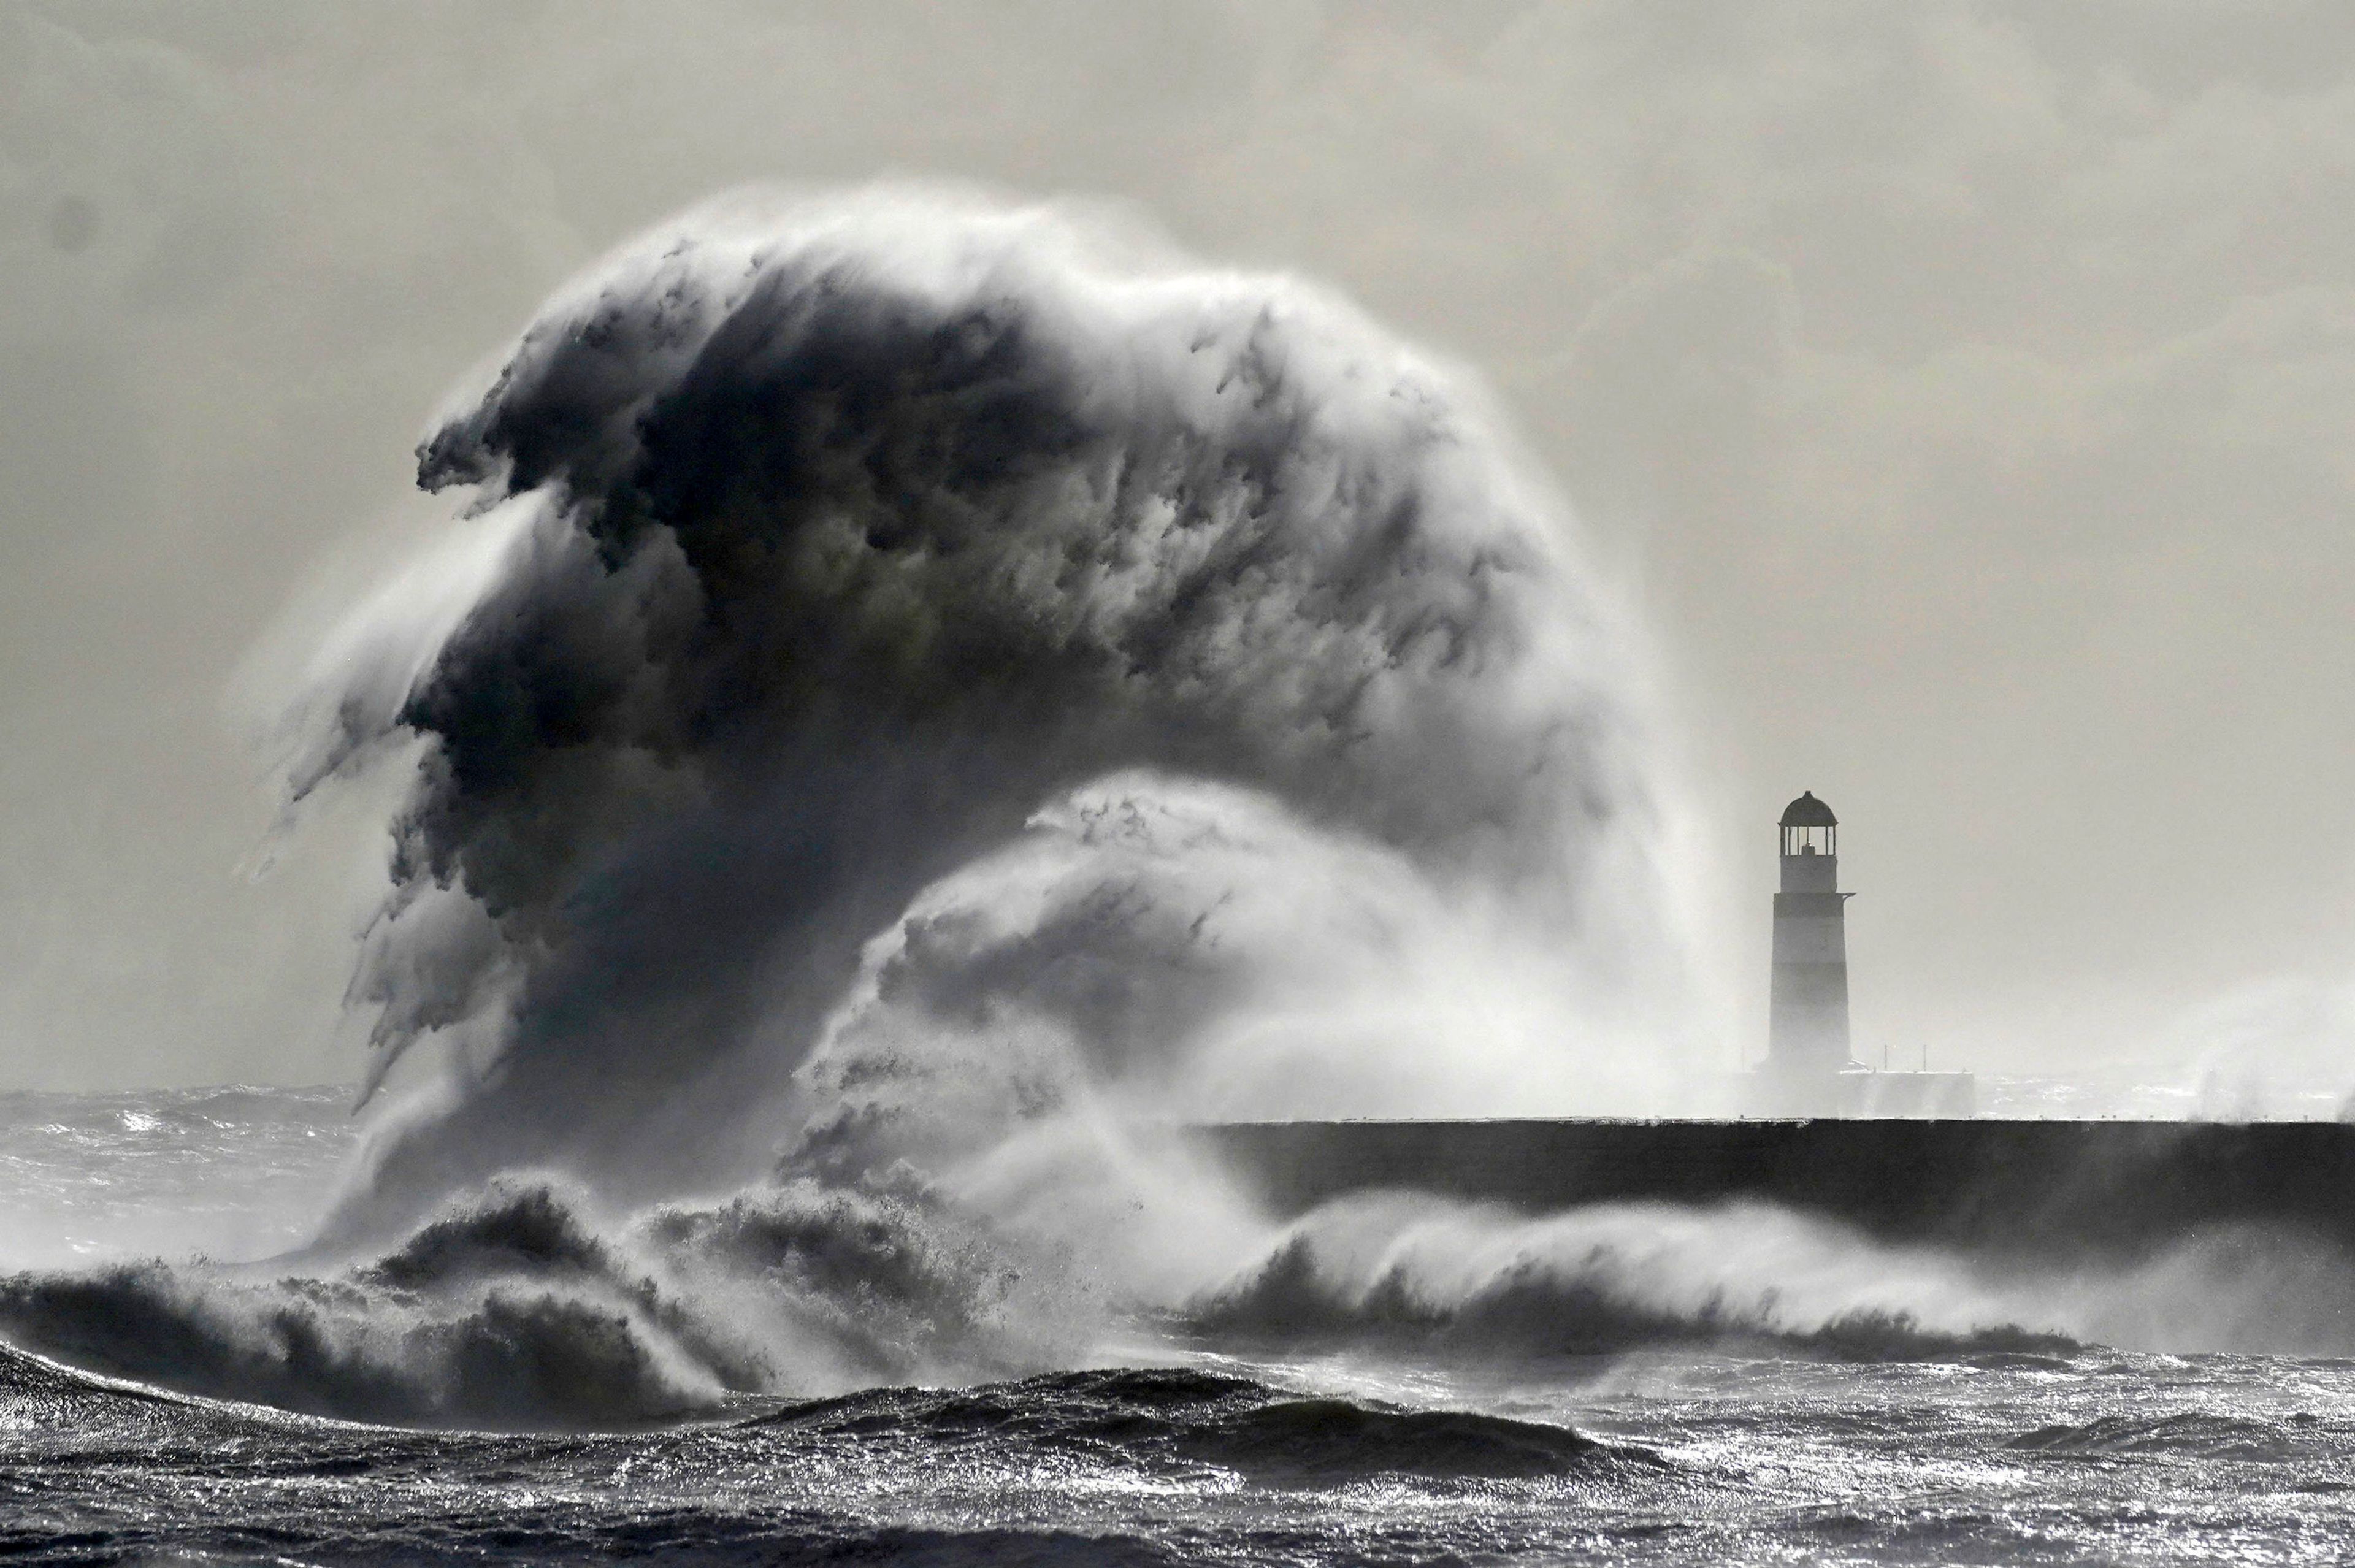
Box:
[1, 0, 2349, 1096]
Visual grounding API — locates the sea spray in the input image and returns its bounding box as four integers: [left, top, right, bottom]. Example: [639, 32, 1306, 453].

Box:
[283, 185, 1685, 1231]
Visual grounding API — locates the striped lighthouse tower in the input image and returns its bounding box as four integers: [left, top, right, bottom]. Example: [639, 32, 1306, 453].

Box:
[1769, 791, 1855, 1073]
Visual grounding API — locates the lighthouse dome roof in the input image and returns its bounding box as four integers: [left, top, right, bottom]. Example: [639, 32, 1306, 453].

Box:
[1779, 790, 1837, 827]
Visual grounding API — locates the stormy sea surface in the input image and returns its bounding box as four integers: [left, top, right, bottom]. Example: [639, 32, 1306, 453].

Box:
[6, 1088, 2355, 1567]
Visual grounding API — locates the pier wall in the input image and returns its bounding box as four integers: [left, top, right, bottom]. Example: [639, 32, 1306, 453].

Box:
[1192, 1119, 2355, 1262]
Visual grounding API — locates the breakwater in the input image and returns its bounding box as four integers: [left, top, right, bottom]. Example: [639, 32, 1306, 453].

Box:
[1195, 1119, 2355, 1262]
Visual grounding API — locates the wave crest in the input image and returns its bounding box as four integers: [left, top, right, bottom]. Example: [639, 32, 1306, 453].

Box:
[0, 1174, 1065, 1427]
[1188, 1196, 2086, 1364]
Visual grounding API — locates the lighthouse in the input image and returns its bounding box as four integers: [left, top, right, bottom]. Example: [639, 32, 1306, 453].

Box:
[1769, 790, 1855, 1073]
[1741, 792, 1975, 1116]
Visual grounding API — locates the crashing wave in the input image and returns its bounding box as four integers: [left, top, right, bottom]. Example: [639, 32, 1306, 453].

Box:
[1185, 1195, 2085, 1364]
[279, 186, 1672, 1236]
[0, 1177, 1057, 1428]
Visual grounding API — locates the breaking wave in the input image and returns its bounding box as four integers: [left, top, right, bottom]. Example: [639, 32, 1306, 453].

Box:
[1185, 1191, 2355, 1366]
[1186, 1195, 2084, 1364]
[279, 184, 1681, 1239]
[0, 1177, 1050, 1428]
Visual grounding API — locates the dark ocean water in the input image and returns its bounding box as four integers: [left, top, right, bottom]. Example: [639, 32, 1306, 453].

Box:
[4, 1089, 2354, 1566]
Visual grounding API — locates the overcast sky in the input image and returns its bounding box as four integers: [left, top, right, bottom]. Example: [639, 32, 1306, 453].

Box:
[2, 0, 2350, 1096]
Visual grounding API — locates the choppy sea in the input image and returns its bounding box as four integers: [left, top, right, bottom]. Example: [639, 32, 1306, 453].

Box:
[4, 1087, 2353, 1566]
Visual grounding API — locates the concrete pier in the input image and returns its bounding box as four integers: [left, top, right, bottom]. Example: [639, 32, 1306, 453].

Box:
[1193, 1117, 2355, 1263]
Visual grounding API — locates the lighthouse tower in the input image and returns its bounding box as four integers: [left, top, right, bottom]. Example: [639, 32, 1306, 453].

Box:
[1769, 791, 1855, 1072]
